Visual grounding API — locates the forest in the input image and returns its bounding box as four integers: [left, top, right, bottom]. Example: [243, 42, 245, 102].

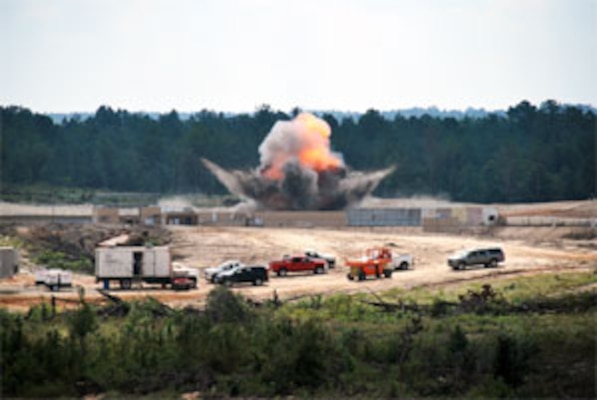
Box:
[1, 100, 594, 203]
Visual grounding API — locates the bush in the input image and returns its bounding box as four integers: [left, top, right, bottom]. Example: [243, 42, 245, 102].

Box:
[493, 332, 538, 388]
[205, 286, 253, 324]
[36, 250, 93, 274]
[1, 278, 595, 398]
[255, 317, 345, 395]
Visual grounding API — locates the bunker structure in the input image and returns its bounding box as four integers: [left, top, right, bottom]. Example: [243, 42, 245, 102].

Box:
[0, 247, 19, 279]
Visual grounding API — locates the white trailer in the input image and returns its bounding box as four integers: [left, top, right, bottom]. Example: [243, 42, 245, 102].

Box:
[95, 246, 173, 290]
[34, 267, 73, 291]
[45, 269, 73, 291]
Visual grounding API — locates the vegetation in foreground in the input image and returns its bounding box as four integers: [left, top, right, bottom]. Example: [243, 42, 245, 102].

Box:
[1, 272, 595, 399]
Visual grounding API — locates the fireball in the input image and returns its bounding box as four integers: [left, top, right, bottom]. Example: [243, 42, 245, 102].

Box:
[202, 112, 394, 210]
[259, 113, 343, 180]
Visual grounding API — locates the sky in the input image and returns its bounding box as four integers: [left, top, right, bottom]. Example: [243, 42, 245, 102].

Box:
[0, 0, 595, 114]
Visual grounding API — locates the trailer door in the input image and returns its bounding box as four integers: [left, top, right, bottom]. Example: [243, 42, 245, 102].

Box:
[96, 249, 133, 278]
[153, 248, 171, 278]
[142, 249, 155, 277]
[133, 251, 143, 277]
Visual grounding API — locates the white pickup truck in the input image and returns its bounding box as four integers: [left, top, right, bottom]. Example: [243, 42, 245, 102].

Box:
[304, 250, 336, 268]
[390, 253, 414, 270]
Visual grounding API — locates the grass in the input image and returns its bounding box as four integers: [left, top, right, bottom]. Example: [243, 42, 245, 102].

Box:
[380, 271, 597, 305]
[0, 184, 96, 204]
[2, 272, 595, 398]
[0, 234, 25, 248]
[33, 249, 94, 274]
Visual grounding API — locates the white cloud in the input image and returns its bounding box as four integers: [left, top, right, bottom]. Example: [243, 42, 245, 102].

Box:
[0, 0, 595, 112]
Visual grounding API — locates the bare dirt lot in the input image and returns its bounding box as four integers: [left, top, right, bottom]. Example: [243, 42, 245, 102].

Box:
[2, 222, 595, 312]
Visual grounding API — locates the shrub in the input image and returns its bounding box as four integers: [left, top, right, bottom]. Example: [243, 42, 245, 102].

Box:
[205, 286, 253, 324]
[493, 332, 538, 388]
[36, 250, 93, 274]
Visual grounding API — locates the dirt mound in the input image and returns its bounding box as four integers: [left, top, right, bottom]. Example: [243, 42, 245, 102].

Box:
[498, 200, 596, 219]
[21, 223, 172, 260]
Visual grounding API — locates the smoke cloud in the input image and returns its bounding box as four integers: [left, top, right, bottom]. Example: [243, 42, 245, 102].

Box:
[202, 113, 394, 210]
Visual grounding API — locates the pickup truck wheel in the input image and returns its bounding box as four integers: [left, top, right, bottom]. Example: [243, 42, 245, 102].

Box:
[315, 266, 323, 274]
[458, 262, 465, 271]
[489, 259, 498, 268]
[279, 268, 288, 277]
[399, 262, 408, 270]
[120, 279, 132, 290]
[254, 278, 263, 286]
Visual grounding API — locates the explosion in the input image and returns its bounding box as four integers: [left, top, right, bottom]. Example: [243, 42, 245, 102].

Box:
[202, 112, 394, 210]
[260, 112, 343, 180]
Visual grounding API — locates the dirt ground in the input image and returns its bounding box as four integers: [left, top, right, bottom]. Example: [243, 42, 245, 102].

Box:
[1, 222, 595, 312]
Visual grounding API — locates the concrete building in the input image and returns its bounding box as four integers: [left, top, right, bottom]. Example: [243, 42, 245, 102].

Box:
[92, 207, 120, 224]
[140, 206, 162, 226]
[0, 247, 19, 279]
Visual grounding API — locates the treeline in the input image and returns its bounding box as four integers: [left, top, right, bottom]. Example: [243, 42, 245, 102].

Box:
[1, 281, 595, 398]
[1, 100, 594, 203]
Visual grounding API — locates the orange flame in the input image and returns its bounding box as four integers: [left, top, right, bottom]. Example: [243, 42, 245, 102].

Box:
[262, 112, 343, 181]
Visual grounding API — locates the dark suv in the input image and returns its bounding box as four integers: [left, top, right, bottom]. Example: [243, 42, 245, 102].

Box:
[215, 265, 269, 286]
[448, 248, 505, 270]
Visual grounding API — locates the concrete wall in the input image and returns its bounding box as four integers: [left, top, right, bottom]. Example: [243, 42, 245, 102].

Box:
[255, 211, 346, 228]
[191, 210, 347, 228]
[165, 212, 199, 225]
[0, 215, 92, 225]
[347, 208, 421, 227]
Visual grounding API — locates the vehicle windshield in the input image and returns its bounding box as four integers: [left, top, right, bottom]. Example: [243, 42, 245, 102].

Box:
[218, 260, 239, 269]
[451, 250, 469, 258]
[366, 250, 379, 259]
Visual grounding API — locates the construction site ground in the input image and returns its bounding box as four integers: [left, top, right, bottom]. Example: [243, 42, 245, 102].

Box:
[1, 217, 596, 312]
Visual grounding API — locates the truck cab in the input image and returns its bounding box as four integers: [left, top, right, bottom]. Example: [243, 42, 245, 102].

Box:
[172, 262, 198, 289]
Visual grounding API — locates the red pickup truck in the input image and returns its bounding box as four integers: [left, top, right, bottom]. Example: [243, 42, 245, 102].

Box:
[269, 255, 327, 276]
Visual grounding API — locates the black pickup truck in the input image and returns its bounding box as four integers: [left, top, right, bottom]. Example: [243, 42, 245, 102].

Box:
[215, 265, 269, 286]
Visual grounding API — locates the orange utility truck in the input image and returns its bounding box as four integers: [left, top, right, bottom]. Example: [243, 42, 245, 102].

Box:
[346, 247, 395, 281]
